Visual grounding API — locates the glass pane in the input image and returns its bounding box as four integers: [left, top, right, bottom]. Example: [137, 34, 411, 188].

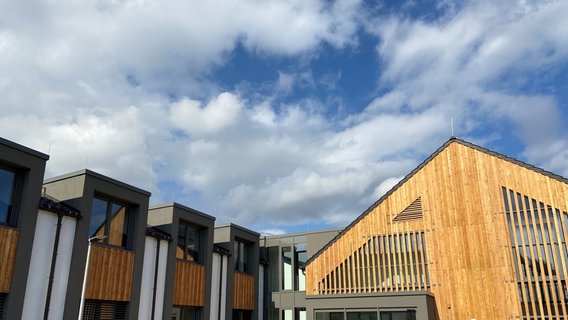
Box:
[282, 309, 293, 320]
[187, 225, 200, 262]
[177, 224, 186, 260]
[282, 246, 293, 290]
[90, 197, 108, 238]
[108, 202, 128, 247]
[295, 243, 307, 291]
[0, 168, 16, 224]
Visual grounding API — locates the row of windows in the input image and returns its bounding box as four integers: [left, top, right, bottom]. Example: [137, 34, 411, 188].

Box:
[315, 310, 416, 320]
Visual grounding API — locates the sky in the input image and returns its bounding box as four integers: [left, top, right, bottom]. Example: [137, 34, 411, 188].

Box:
[1, 0, 568, 235]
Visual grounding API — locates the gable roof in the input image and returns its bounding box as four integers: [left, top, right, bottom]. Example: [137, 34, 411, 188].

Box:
[303, 137, 568, 268]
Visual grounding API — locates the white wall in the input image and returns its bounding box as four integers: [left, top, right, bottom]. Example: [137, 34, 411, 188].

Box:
[139, 236, 169, 320]
[22, 211, 76, 320]
[210, 252, 228, 320]
[259, 264, 264, 320]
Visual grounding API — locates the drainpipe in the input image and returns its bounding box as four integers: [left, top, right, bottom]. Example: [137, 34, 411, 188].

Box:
[218, 254, 224, 320]
[43, 213, 63, 320]
[151, 239, 161, 320]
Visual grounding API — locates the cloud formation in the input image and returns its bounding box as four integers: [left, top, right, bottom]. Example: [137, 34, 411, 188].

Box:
[1, 0, 567, 232]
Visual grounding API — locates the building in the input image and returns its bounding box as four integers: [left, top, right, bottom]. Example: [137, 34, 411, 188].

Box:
[0, 137, 50, 320]
[261, 228, 343, 320]
[3, 135, 568, 320]
[304, 138, 568, 320]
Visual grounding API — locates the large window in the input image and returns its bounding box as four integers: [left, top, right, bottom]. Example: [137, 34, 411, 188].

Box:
[89, 196, 130, 248]
[502, 187, 568, 318]
[282, 246, 293, 290]
[295, 243, 307, 291]
[172, 306, 200, 320]
[379, 310, 416, 320]
[0, 167, 18, 226]
[315, 311, 344, 320]
[235, 239, 250, 273]
[177, 222, 202, 263]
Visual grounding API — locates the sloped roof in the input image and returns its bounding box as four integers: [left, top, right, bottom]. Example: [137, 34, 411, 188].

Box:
[39, 196, 81, 218]
[303, 137, 568, 268]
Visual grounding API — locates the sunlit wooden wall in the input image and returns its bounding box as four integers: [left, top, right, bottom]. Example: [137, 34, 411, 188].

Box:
[233, 272, 255, 310]
[173, 261, 206, 306]
[306, 140, 568, 320]
[86, 245, 134, 301]
[0, 226, 18, 293]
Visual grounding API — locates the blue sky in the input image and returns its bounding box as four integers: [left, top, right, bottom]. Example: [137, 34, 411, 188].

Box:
[1, 0, 568, 235]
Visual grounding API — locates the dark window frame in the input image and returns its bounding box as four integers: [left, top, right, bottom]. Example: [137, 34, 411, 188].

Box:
[0, 164, 23, 227]
[89, 195, 132, 249]
[234, 239, 251, 274]
[177, 221, 203, 263]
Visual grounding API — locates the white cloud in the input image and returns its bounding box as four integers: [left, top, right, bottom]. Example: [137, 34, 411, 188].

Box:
[170, 93, 243, 136]
[1, 0, 567, 234]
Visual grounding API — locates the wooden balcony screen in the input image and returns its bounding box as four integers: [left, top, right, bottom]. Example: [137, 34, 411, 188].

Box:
[317, 230, 429, 294]
[233, 272, 255, 310]
[503, 186, 568, 318]
[86, 244, 134, 301]
[0, 226, 18, 293]
[173, 260, 206, 306]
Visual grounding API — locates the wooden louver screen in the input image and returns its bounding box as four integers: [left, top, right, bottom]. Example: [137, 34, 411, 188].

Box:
[173, 260, 206, 306]
[233, 272, 255, 310]
[0, 226, 19, 293]
[502, 187, 568, 319]
[318, 230, 429, 294]
[86, 245, 134, 301]
[392, 197, 423, 223]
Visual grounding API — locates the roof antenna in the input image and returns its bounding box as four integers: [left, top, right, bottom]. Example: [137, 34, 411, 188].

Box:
[450, 116, 456, 139]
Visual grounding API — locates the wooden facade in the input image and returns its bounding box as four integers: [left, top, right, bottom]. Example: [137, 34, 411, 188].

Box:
[86, 244, 134, 301]
[305, 139, 568, 320]
[233, 272, 255, 310]
[173, 260, 206, 306]
[0, 226, 18, 293]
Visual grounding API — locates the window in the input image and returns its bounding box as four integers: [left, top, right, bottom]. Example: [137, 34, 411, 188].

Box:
[172, 306, 200, 320]
[282, 246, 293, 290]
[315, 311, 344, 320]
[82, 299, 127, 320]
[0, 167, 18, 226]
[233, 310, 252, 320]
[177, 222, 202, 263]
[295, 308, 307, 320]
[347, 311, 378, 320]
[295, 243, 307, 291]
[379, 310, 416, 320]
[234, 239, 250, 273]
[283, 309, 293, 320]
[89, 196, 130, 248]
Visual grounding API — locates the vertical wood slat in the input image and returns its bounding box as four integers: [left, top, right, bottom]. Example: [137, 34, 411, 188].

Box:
[86, 245, 134, 301]
[233, 272, 254, 310]
[173, 260, 206, 306]
[0, 226, 19, 293]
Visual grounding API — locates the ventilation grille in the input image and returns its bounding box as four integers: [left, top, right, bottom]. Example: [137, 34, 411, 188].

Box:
[0, 293, 5, 320]
[82, 300, 127, 320]
[392, 197, 423, 223]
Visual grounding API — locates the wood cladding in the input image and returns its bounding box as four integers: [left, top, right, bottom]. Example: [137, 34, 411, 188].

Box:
[0, 226, 18, 293]
[86, 244, 134, 301]
[233, 272, 255, 310]
[173, 260, 206, 306]
[306, 140, 568, 320]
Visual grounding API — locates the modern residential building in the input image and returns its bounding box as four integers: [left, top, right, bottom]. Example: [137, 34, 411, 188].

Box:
[0, 137, 50, 320]
[304, 138, 568, 320]
[3, 135, 568, 320]
[43, 169, 151, 319]
[214, 224, 261, 320]
[146, 203, 216, 320]
[261, 228, 343, 320]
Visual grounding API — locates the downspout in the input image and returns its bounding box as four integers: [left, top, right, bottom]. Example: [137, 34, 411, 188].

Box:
[151, 239, 161, 320]
[218, 254, 224, 320]
[43, 213, 63, 320]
